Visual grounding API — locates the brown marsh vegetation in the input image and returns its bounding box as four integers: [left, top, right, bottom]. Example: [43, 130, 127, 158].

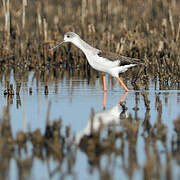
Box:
[0, 0, 180, 179]
[0, 0, 179, 86]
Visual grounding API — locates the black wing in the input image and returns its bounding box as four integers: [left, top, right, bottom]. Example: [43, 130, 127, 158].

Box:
[98, 51, 144, 66]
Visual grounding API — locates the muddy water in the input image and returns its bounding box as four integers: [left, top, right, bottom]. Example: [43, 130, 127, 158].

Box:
[0, 71, 180, 180]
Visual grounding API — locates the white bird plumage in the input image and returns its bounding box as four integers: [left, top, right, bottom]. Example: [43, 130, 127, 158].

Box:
[50, 32, 144, 92]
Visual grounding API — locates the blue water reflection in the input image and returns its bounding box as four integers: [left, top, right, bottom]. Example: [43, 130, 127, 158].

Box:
[0, 71, 180, 180]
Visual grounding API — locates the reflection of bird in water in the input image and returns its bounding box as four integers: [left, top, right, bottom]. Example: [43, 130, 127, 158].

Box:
[50, 32, 144, 92]
[76, 92, 128, 144]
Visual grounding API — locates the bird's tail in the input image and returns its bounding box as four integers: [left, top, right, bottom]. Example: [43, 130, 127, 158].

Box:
[111, 64, 137, 77]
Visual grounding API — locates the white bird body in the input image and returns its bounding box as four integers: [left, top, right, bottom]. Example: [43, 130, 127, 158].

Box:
[66, 34, 137, 77]
[50, 32, 144, 92]
[86, 53, 121, 76]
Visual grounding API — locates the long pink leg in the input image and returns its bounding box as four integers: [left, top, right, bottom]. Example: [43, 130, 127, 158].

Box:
[103, 75, 107, 92]
[117, 77, 129, 92]
[103, 91, 106, 109]
[118, 91, 129, 106]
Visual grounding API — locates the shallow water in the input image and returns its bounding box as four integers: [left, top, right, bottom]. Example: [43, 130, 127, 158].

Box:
[0, 71, 180, 180]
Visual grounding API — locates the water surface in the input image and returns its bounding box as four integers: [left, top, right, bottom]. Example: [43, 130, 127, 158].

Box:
[0, 71, 180, 180]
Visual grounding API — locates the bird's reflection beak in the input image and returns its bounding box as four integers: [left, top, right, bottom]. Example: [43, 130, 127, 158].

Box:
[49, 41, 64, 51]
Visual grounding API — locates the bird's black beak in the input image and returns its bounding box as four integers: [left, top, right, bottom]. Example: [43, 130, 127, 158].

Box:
[49, 41, 64, 51]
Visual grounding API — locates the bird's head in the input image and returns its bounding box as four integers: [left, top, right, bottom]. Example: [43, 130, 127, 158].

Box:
[64, 32, 79, 43]
[50, 32, 80, 51]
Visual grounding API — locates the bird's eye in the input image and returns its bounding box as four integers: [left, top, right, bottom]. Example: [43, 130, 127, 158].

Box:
[67, 35, 70, 38]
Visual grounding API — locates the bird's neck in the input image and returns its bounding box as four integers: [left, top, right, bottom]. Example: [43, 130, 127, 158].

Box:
[72, 38, 98, 55]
